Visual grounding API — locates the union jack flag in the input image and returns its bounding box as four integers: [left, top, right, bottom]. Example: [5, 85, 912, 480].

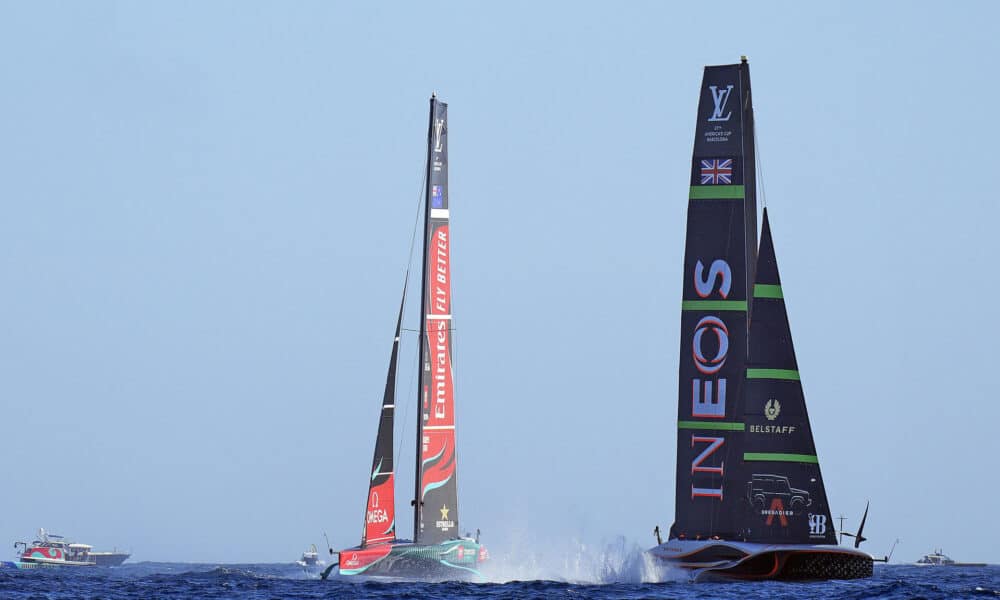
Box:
[700, 158, 733, 185]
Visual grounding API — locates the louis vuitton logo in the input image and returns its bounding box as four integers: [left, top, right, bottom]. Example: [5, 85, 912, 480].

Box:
[708, 85, 734, 122]
[434, 118, 444, 152]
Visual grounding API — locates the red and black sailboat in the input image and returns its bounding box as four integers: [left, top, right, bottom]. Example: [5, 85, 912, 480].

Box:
[648, 58, 874, 581]
[324, 95, 488, 579]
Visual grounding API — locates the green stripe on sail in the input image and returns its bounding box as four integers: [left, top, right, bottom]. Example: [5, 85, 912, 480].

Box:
[678, 421, 745, 431]
[753, 284, 783, 299]
[746, 368, 800, 380]
[681, 300, 748, 312]
[744, 452, 819, 464]
[689, 185, 745, 200]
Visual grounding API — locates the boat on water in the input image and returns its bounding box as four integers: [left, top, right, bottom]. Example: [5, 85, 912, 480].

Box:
[916, 549, 985, 567]
[296, 544, 325, 570]
[647, 58, 874, 581]
[322, 95, 487, 580]
[1, 529, 130, 569]
[2, 529, 98, 569]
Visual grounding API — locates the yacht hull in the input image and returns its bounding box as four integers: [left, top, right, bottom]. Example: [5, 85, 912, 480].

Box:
[331, 539, 487, 580]
[91, 552, 130, 567]
[1, 559, 97, 569]
[648, 539, 873, 581]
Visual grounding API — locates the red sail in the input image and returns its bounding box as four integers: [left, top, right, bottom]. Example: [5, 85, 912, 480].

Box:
[421, 224, 456, 503]
[414, 97, 460, 545]
[363, 474, 396, 546]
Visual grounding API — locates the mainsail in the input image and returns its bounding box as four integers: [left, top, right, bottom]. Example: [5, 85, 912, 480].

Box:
[361, 296, 402, 547]
[672, 59, 758, 541]
[414, 96, 459, 544]
[741, 209, 837, 544]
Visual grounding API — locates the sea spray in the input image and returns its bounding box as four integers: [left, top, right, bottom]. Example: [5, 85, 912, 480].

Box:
[477, 531, 686, 584]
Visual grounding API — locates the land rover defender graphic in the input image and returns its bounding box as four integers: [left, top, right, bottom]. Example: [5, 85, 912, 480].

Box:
[746, 474, 812, 512]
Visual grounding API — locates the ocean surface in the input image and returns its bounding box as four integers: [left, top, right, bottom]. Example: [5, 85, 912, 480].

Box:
[1, 562, 997, 599]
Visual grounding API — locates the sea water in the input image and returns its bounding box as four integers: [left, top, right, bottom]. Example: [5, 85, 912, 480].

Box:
[1, 561, 996, 599]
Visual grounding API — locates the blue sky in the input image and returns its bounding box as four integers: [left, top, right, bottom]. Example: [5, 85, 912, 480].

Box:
[1, 1, 997, 566]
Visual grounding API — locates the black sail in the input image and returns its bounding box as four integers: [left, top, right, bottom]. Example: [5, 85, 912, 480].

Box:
[360, 296, 402, 547]
[740, 209, 837, 544]
[671, 59, 758, 541]
[413, 96, 460, 544]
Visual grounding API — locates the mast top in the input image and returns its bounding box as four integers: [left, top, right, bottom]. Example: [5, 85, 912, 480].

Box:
[741, 55, 748, 63]
[431, 91, 437, 99]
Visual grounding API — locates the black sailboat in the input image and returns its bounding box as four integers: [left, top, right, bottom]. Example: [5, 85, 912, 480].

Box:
[326, 95, 488, 579]
[648, 59, 873, 581]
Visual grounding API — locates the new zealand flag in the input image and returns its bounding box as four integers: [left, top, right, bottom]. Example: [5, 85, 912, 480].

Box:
[431, 185, 444, 208]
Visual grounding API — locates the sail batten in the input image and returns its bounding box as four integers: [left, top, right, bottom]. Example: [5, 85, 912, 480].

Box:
[681, 300, 748, 312]
[688, 185, 746, 200]
[678, 421, 746, 431]
[746, 368, 800, 380]
[743, 453, 819, 463]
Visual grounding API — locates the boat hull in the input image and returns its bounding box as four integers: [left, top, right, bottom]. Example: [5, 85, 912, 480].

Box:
[335, 539, 487, 580]
[648, 539, 873, 581]
[1, 559, 97, 569]
[91, 552, 130, 567]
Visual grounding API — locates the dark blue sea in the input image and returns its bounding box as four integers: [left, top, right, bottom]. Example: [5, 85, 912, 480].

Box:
[1, 562, 998, 599]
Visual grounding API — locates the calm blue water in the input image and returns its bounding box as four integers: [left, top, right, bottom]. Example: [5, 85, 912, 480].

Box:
[1, 563, 997, 599]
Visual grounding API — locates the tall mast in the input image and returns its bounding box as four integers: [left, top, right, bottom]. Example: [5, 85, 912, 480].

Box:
[413, 94, 436, 541]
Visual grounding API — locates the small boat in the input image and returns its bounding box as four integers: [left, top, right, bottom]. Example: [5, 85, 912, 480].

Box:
[3, 529, 97, 569]
[646, 58, 874, 581]
[322, 95, 487, 580]
[915, 549, 985, 567]
[296, 544, 325, 569]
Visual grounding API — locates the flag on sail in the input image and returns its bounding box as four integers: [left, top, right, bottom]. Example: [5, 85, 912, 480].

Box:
[700, 158, 733, 184]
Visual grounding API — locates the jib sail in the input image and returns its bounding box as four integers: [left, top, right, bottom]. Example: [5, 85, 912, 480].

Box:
[671, 59, 758, 541]
[741, 209, 836, 544]
[413, 96, 460, 545]
[361, 296, 402, 547]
